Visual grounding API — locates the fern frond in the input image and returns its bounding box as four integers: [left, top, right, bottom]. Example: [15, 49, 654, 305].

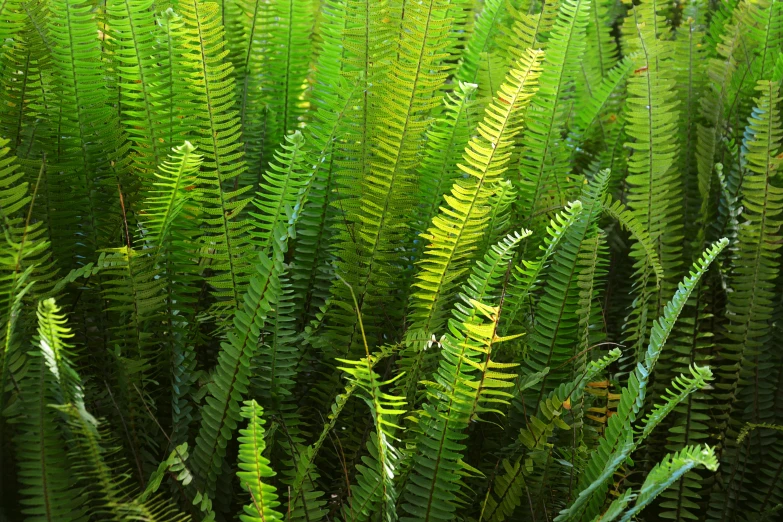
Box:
[463, 230, 531, 421]
[708, 79, 783, 521]
[325, 0, 463, 356]
[601, 195, 664, 284]
[413, 81, 480, 254]
[0, 145, 52, 418]
[44, 0, 125, 269]
[179, 0, 254, 319]
[106, 0, 178, 179]
[401, 228, 534, 520]
[236, 400, 283, 522]
[524, 169, 609, 410]
[337, 356, 405, 521]
[139, 142, 202, 249]
[264, 0, 314, 145]
[498, 199, 584, 338]
[286, 379, 358, 516]
[456, 0, 512, 83]
[621, 0, 685, 370]
[249, 130, 308, 253]
[15, 298, 86, 522]
[584, 0, 620, 83]
[517, 0, 591, 223]
[565, 238, 728, 521]
[401, 297, 512, 521]
[611, 446, 719, 522]
[637, 364, 714, 442]
[58, 402, 190, 522]
[224, 0, 272, 184]
[403, 48, 543, 394]
[190, 229, 285, 497]
[481, 348, 622, 522]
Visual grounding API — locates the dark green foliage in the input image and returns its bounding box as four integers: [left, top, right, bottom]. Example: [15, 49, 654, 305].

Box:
[0, 1, 781, 521]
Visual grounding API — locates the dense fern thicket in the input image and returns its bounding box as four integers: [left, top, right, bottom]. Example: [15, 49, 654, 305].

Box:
[1, 0, 783, 520]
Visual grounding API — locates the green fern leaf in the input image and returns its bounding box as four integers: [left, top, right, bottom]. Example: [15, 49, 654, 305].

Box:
[403, 48, 543, 399]
[564, 238, 728, 521]
[236, 400, 284, 522]
[190, 228, 286, 497]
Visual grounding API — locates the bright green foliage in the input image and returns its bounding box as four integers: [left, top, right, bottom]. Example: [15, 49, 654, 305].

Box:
[44, 0, 126, 268]
[566, 239, 728, 522]
[106, 0, 178, 179]
[179, 0, 255, 320]
[324, 0, 460, 358]
[401, 230, 529, 521]
[403, 48, 543, 395]
[15, 299, 85, 522]
[236, 401, 283, 522]
[2, 1, 783, 521]
[524, 170, 609, 408]
[597, 445, 720, 522]
[517, 0, 590, 222]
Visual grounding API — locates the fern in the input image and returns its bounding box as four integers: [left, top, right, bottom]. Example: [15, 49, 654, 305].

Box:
[236, 400, 284, 522]
[44, 0, 125, 269]
[517, 0, 591, 223]
[597, 445, 719, 522]
[15, 299, 86, 522]
[263, 0, 314, 152]
[524, 169, 609, 410]
[325, 0, 463, 356]
[190, 229, 285, 497]
[401, 228, 532, 521]
[708, 79, 783, 522]
[481, 349, 622, 522]
[498, 199, 584, 338]
[106, 0, 176, 179]
[564, 238, 728, 521]
[0, 143, 50, 412]
[403, 48, 543, 401]
[179, 0, 255, 318]
[249, 131, 308, 253]
[2, 1, 783, 520]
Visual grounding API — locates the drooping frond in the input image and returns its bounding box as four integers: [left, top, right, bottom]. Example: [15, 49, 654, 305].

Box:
[0, 145, 52, 422]
[15, 298, 86, 522]
[337, 356, 405, 521]
[601, 195, 664, 284]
